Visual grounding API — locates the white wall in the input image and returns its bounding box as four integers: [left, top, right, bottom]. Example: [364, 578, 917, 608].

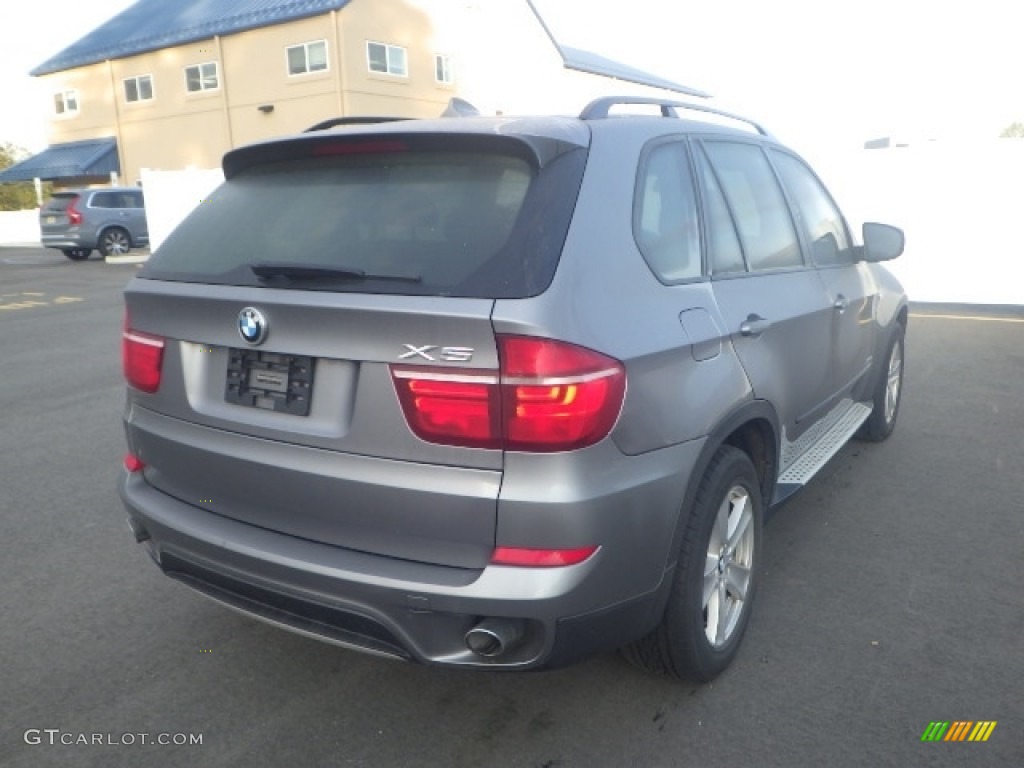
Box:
[140, 167, 224, 252]
[813, 140, 1024, 306]
[0, 209, 40, 246]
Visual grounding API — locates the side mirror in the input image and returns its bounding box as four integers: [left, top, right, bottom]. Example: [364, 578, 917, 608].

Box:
[861, 222, 905, 262]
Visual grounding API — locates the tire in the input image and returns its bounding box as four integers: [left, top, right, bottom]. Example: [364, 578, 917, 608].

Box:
[98, 227, 131, 257]
[623, 445, 762, 681]
[62, 248, 91, 261]
[856, 324, 905, 442]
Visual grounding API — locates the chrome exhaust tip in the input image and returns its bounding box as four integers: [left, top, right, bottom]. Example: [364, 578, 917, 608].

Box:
[126, 515, 150, 543]
[465, 618, 525, 658]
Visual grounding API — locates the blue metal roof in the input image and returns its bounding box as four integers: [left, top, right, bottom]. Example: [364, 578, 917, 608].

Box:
[31, 0, 350, 76]
[0, 138, 119, 182]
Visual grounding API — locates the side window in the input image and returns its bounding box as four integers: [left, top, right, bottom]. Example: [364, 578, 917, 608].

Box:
[695, 145, 745, 274]
[770, 150, 853, 267]
[703, 141, 802, 271]
[633, 141, 701, 282]
[90, 192, 114, 208]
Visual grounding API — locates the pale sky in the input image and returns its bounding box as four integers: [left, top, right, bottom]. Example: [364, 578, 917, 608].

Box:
[1, 0, 1021, 160]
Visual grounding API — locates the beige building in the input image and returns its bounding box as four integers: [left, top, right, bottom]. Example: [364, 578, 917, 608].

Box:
[2, 0, 699, 188]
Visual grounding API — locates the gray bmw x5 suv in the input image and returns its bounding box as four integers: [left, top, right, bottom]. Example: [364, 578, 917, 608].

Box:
[120, 96, 907, 681]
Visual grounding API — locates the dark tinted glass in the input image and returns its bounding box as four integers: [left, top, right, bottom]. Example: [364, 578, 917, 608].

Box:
[141, 147, 585, 299]
[44, 195, 75, 212]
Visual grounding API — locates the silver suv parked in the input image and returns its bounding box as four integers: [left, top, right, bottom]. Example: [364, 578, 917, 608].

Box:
[119, 97, 907, 681]
[40, 187, 148, 260]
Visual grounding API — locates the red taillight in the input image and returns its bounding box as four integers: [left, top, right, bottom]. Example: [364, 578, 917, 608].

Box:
[491, 545, 599, 567]
[66, 196, 83, 225]
[123, 453, 146, 472]
[122, 313, 165, 393]
[390, 336, 625, 452]
[391, 369, 501, 448]
[500, 337, 625, 451]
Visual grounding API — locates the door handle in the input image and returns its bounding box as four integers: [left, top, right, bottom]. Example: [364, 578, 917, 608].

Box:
[834, 294, 849, 312]
[739, 314, 771, 337]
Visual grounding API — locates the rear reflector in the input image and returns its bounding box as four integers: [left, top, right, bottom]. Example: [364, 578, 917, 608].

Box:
[491, 546, 599, 567]
[123, 453, 145, 472]
[122, 313, 165, 393]
[391, 336, 625, 452]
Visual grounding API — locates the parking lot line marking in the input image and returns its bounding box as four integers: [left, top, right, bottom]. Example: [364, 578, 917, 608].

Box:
[0, 300, 48, 311]
[0, 295, 84, 311]
[21, 292, 45, 296]
[910, 313, 1024, 324]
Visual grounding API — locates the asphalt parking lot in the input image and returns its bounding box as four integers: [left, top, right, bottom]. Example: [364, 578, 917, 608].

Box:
[1, 246, 1021, 768]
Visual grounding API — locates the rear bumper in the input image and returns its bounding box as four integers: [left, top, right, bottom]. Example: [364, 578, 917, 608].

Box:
[119, 437, 700, 669]
[41, 232, 96, 249]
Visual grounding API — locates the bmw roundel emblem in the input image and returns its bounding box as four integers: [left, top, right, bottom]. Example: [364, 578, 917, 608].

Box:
[238, 307, 268, 345]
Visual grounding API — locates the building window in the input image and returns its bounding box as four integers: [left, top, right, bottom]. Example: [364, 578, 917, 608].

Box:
[123, 75, 154, 103]
[286, 40, 328, 76]
[185, 62, 219, 92]
[434, 54, 453, 84]
[54, 90, 79, 115]
[367, 41, 407, 76]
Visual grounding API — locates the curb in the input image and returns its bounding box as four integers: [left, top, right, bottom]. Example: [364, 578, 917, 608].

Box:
[105, 252, 150, 265]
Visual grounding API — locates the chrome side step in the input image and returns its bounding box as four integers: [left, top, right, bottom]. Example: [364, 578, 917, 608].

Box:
[778, 400, 872, 486]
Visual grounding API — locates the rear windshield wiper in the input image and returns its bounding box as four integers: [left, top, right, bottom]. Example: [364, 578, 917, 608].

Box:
[250, 261, 421, 284]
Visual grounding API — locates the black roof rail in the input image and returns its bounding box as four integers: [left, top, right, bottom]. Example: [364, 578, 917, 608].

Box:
[579, 97, 770, 136]
[304, 116, 410, 132]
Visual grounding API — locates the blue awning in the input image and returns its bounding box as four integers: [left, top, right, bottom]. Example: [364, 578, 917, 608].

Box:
[0, 138, 119, 182]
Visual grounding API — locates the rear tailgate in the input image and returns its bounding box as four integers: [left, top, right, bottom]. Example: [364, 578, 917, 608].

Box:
[39, 193, 76, 236]
[124, 282, 501, 568]
[123, 124, 588, 569]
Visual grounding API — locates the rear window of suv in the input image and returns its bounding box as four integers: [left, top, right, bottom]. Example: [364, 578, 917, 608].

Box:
[43, 194, 76, 212]
[140, 140, 586, 299]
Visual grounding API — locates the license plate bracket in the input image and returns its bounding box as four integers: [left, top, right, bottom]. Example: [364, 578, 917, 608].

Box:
[225, 349, 314, 416]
